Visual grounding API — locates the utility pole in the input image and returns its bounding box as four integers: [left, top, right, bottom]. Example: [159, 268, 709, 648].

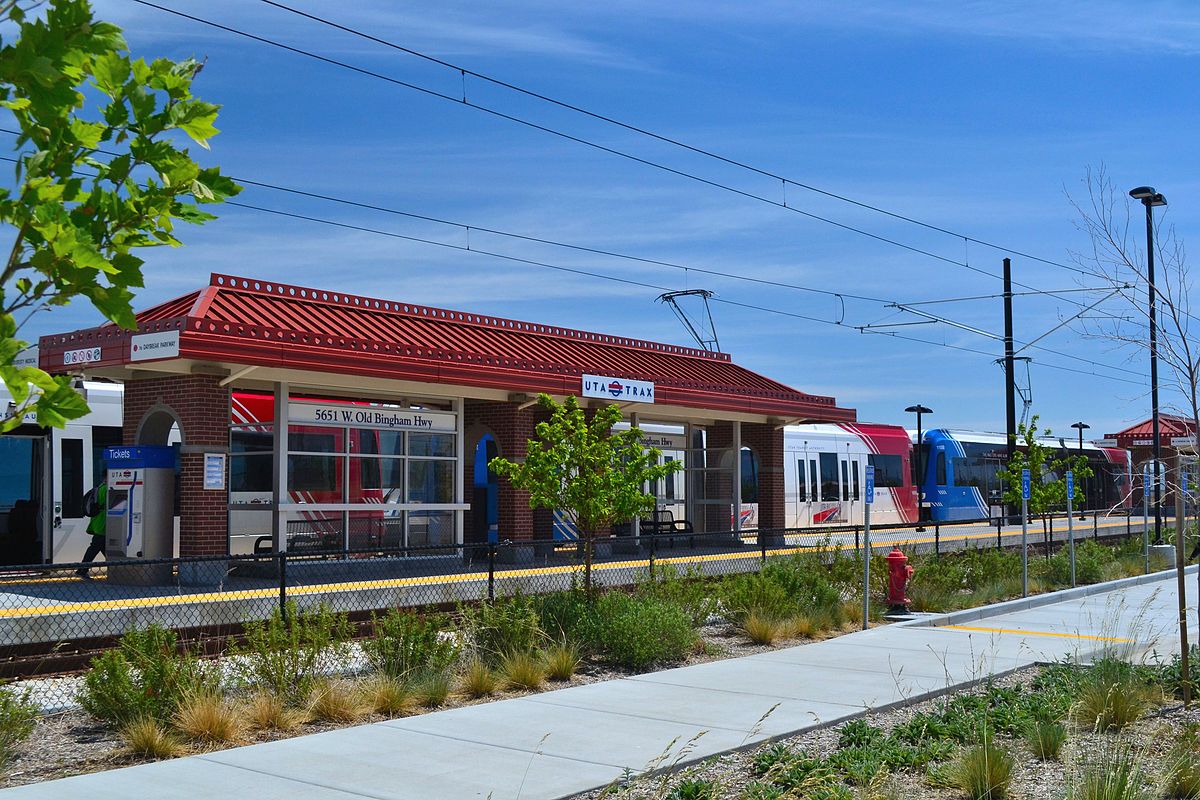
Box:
[1003, 257, 1017, 524]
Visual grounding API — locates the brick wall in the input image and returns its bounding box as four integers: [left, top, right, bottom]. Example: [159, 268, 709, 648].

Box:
[463, 400, 551, 542]
[124, 375, 230, 557]
[743, 422, 785, 530]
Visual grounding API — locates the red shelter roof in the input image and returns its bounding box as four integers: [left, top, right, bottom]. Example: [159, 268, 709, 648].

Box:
[1106, 415, 1195, 447]
[39, 273, 855, 422]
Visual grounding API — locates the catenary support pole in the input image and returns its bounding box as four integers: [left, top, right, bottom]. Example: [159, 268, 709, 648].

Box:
[1003, 257, 1018, 524]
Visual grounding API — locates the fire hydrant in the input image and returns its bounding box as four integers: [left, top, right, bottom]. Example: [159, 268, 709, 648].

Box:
[886, 546, 914, 615]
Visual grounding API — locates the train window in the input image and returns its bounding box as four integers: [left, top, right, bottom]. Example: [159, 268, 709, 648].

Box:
[820, 453, 839, 501]
[841, 460, 849, 501]
[809, 460, 818, 503]
[663, 456, 677, 500]
[851, 461, 860, 501]
[740, 448, 759, 504]
[867, 454, 904, 487]
[952, 457, 993, 489]
[61, 438, 84, 518]
[797, 459, 807, 501]
[288, 455, 341, 493]
[936, 452, 947, 486]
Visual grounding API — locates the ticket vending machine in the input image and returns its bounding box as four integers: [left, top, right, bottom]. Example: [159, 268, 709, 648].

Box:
[104, 445, 175, 585]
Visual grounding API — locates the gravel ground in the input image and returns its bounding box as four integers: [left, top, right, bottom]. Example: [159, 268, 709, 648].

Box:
[572, 666, 1197, 800]
[0, 619, 859, 790]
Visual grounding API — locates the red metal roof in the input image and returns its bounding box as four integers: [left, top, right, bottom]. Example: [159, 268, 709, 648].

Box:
[41, 273, 856, 421]
[1107, 415, 1195, 445]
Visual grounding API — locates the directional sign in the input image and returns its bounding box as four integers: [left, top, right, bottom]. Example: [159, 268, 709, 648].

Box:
[1066, 470, 1074, 500]
[864, 465, 875, 505]
[1021, 468, 1031, 501]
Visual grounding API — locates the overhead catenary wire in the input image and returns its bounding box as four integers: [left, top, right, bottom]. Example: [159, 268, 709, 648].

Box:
[254, 0, 1111, 281]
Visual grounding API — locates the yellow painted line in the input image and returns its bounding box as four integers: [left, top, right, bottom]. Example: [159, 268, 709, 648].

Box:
[941, 624, 1132, 643]
[0, 518, 1142, 619]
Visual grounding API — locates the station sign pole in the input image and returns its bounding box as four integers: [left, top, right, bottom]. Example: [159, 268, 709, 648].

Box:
[863, 465, 874, 630]
[1144, 464, 1151, 574]
[1066, 470, 1076, 587]
[1021, 468, 1031, 597]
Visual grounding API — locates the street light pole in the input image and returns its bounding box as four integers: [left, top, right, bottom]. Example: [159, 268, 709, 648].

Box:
[1071, 421, 1090, 520]
[906, 404, 933, 532]
[1130, 186, 1167, 545]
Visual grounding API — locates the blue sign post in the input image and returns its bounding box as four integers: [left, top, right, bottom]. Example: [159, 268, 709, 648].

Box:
[1020, 468, 1030, 596]
[862, 465, 875, 630]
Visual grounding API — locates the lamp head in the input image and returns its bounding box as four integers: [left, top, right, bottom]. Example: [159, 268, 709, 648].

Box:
[1130, 186, 1167, 206]
[1071, 421, 1091, 431]
[905, 404, 933, 415]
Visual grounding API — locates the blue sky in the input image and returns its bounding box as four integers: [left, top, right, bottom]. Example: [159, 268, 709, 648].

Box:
[19, 1, 1200, 436]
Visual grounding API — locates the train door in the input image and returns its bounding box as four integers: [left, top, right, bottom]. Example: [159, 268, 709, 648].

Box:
[793, 455, 814, 527]
[846, 456, 861, 525]
[815, 451, 844, 524]
[0, 430, 49, 566]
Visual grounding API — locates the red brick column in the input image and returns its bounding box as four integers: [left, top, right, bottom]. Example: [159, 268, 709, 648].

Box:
[123, 375, 230, 556]
[463, 400, 552, 542]
[743, 422, 785, 531]
[704, 422, 735, 534]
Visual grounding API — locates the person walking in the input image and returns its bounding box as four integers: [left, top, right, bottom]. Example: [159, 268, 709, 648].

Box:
[76, 475, 107, 579]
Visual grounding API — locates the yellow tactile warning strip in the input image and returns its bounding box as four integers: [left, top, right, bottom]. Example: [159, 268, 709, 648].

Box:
[0, 518, 1136, 619]
[940, 624, 1133, 643]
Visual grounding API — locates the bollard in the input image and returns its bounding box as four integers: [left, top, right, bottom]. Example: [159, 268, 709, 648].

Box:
[278, 552, 288, 624]
[487, 543, 496, 602]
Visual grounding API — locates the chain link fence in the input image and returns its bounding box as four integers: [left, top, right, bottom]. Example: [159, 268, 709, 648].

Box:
[0, 509, 1146, 709]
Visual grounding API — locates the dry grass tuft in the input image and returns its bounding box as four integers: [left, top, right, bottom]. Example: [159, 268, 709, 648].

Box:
[781, 613, 816, 639]
[122, 716, 186, 759]
[360, 675, 415, 717]
[307, 680, 369, 723]
[952, 738, 1014, 800]
[243, 691, 308, 732]
[742, 611, 785, 645]
[543, 642, 581, 682]
[173, 692, 246, 745]
[499, 650, 546, 691]
[458, 659, 499, 699]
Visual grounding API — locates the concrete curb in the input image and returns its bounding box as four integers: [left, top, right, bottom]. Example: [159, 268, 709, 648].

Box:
[898, 564, 1197, 629]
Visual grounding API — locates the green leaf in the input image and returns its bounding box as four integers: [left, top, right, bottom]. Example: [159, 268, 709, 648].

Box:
[0, 97, 31, 111]
[92, 52, 130, 97]
[169, 99, 220, 148]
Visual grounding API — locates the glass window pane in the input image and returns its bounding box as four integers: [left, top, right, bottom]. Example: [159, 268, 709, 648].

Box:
[350, 456, 404, 502]
[936, 452, 947, 486]
[851, 461, 860, 501]
[820, 452, 839, 502]
[232, 426, 273, 454]
[231, 454, 272, 493]
[408, 433, 454, 457]
[867, 454, 905, 488]
[288, 454, 343, 495]
[350, 428, 379, 455]
[62, 438, 84, 518]
[408, 459, 454, 503]
[409, 510, 454, 548]
[288, 425, 344, 453]
[376, 431, 405, 456]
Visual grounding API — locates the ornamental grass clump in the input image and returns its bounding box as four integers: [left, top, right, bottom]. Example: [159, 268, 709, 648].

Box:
[1163, 744, 1200, 800]
[458, 659, 498, 698]
[1072, 666, 1153, 733]
[499, 650, 546, 691]
[412, 670, 453, 708]
[1068, 747, 1149, 800]
[543, 641, 581, 681]
[306, 679, 369, 723]
[742, 610, 786, 645]
[1023, 718, 1066, 760]
[122, 716, 186, 760]
[173, 691, 246, 745]
[359, 674, 414, 717]
[243, 691, 308, 732]
[951, 737, 1014, 800]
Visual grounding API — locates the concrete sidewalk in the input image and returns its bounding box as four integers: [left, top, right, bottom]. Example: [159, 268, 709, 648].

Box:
[5, 568, 1195, 800]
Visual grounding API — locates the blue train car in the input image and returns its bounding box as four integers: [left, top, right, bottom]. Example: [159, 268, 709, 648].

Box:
[917, 428, 1132, 522]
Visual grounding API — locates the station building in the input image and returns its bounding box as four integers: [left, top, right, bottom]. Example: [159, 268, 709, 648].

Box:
[38, 273, 856, 560]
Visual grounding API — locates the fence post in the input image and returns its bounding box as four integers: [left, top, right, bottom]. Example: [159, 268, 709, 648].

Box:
[760, 530, 767, 566]
[855, 526, 860, 554]
[648, 532, 656, 580]
[278, 551, 288, 623]
[934, 523, 940, 557]
[1126, 510, 1131, 538]
[1093, 511, 1099, 541]
[996, 516, 1002, 549]
[487, 543, 496, 602]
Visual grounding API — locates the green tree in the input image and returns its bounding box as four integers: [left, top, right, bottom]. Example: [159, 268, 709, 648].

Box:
[489, 394, 682, 593]
[0, 0, 240, 430]
[996, 415, 1092, 518]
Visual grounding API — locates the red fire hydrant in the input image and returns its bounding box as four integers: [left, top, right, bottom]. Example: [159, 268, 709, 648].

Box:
[886, 546, 914, 614]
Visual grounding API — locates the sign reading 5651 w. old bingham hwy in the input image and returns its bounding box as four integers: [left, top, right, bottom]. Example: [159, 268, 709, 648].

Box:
[582, 374, 655, 404]
[289, 401, 456, 431]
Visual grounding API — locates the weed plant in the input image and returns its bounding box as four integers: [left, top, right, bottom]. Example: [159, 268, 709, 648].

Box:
[0, 686, 37, 766]
[667, 777, 717, 799]
[122, 716, 186, 759]
[586, 591, 697, 669]
[363, 610, 459, 681]
[637, 565, 720, 626]
[461, 593, 544, 663]
[234, 604, 352, 705]
[1163, 743, 1200, 800]
[79, 624, 212, 725]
